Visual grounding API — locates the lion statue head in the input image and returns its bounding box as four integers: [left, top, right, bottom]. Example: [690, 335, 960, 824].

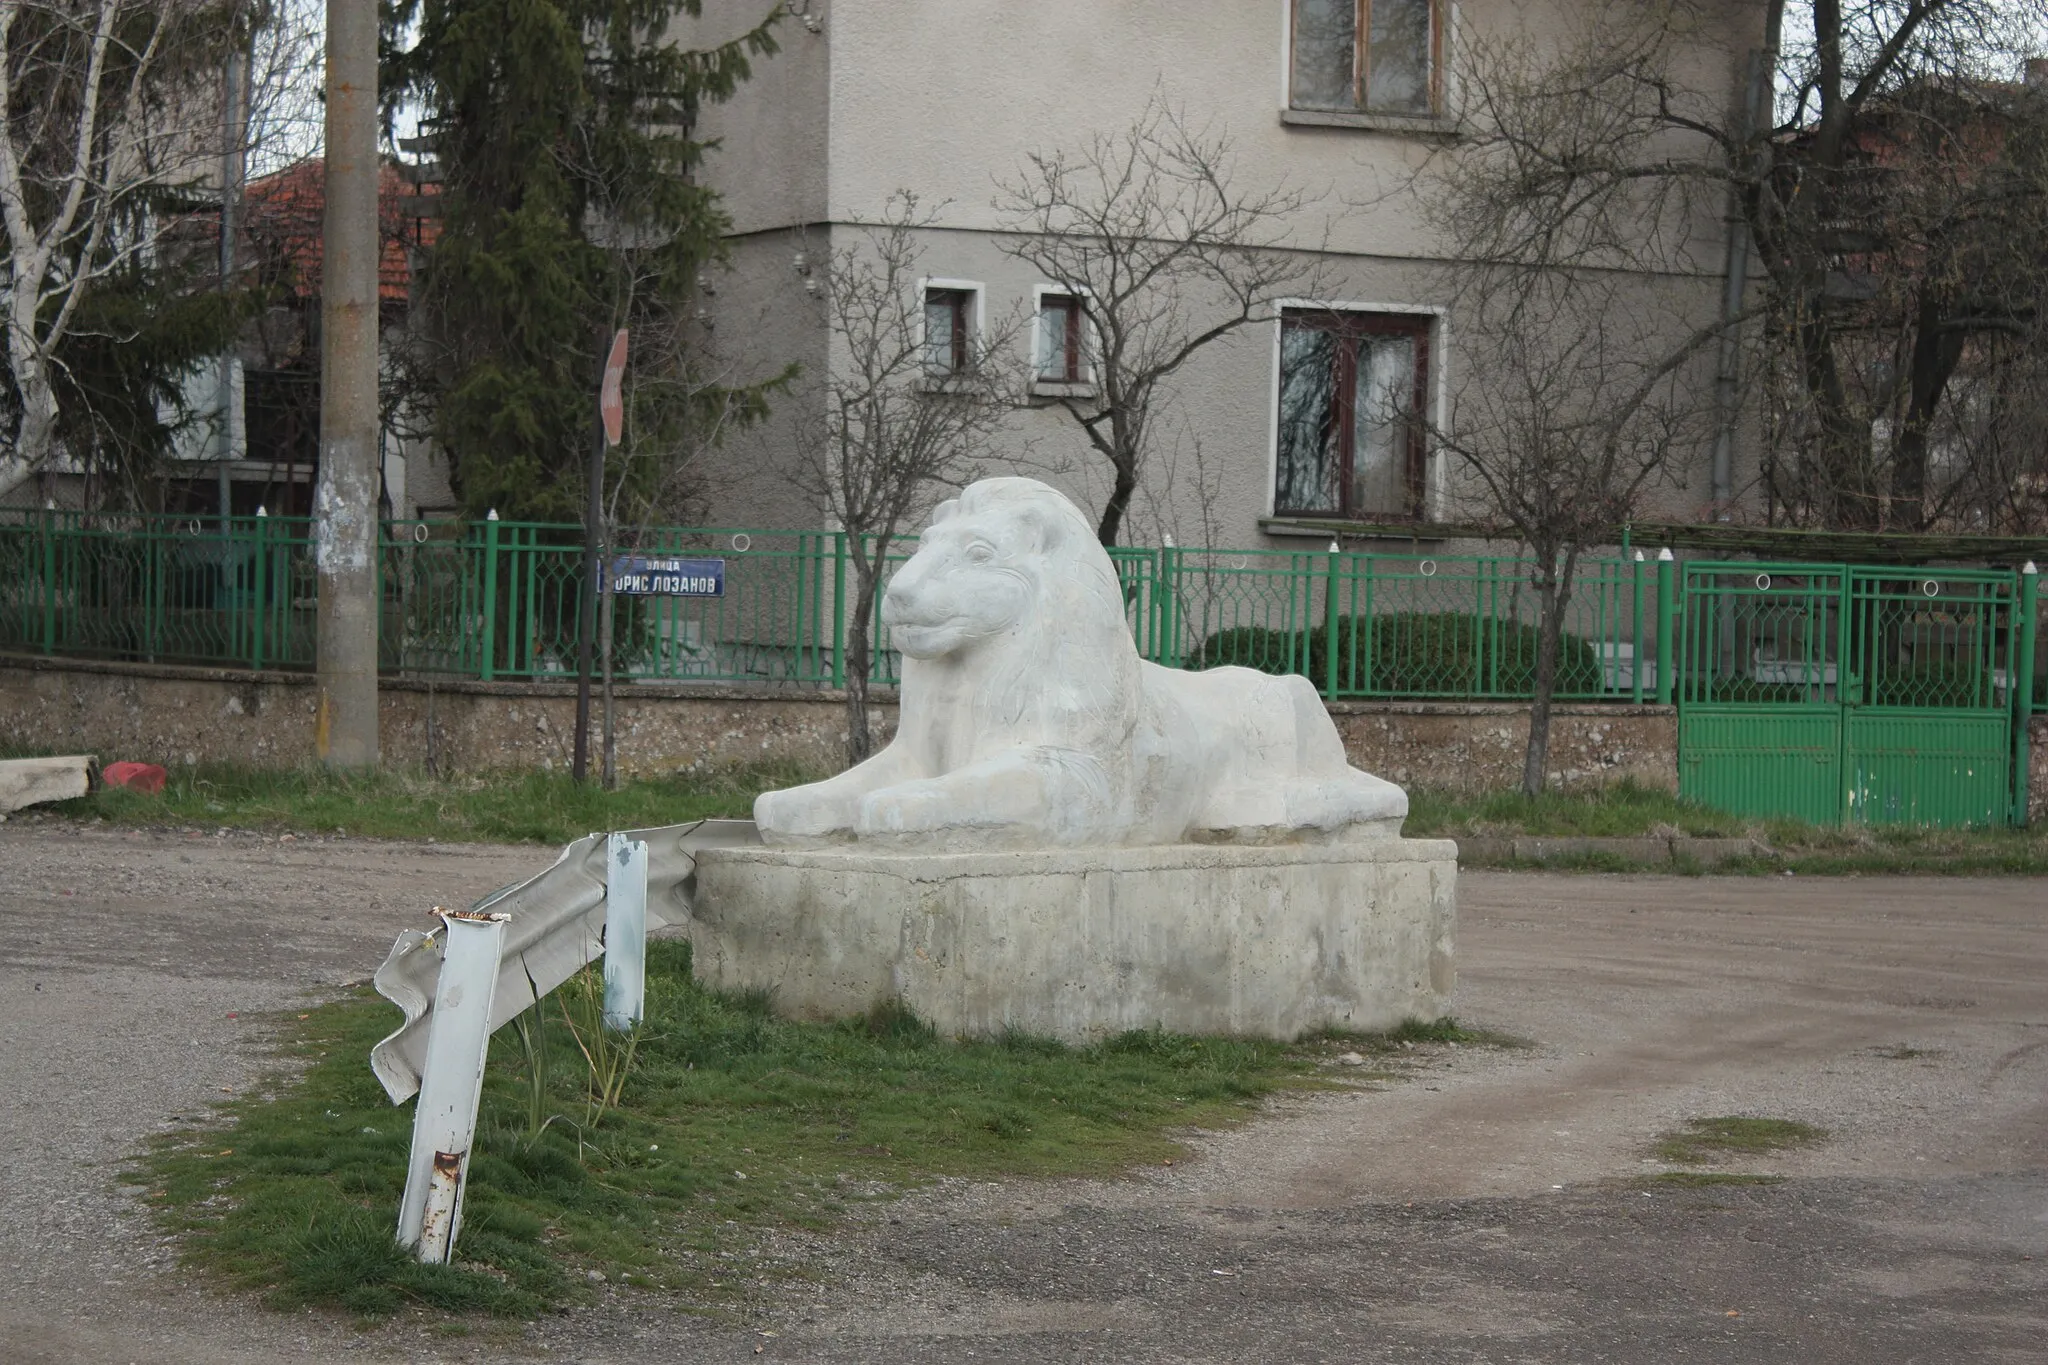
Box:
[881, 477, 1139, 750]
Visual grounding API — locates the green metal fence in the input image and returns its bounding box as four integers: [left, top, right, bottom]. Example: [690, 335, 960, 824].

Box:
[1147, 546, 1654, 700]
[380, 522, 858, 685]
[8, 509, 2041, 825]
[0, 510, 1668, 699]
[0, 509, 316, 671]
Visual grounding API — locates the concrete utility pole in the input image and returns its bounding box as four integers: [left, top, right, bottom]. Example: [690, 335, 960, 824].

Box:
[313, 0, 381, 767]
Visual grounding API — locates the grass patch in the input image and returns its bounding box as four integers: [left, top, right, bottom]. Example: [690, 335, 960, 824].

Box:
[1407, 778, 2048, 876]
[22, 761, 800, 845]
[140, 941, 1486, 1318]
[1637, 1171, 1788, 1188]
[1652, 1116, 1827, 1166]
[1731, 829, 2048, 876]
[1404, 781, 1744, 839]
[19, 748, 2045, 875]
[1310, 1017, 1533, 1052]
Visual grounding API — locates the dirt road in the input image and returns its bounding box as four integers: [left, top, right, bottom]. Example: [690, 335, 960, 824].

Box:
[1, 823, 2042, 1363]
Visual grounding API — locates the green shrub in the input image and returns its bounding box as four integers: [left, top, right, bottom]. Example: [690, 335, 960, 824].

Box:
[1872, 656, 1995, 708]
[1192, 611, 1601, 696]
[1188, 624, 1303, 674]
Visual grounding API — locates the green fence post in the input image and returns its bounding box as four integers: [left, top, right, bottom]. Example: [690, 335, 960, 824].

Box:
[1655, 548, 1676, 706]
[39, 503, 57, 654]
[870, 534, 888, 684]
[250, 507, 269, 671]
[1158, 541, 1179, 669]
[1148, 543, 1165, 666]
[479, 510, 500, 682]
[793, 532, 811, 683]
[2015, 562, 2039, 827]
[1323, 539, 1341, 697]
[831, 531, 847, 689]
[521, 526, 540, 678]
[1359, 554, 1376, 697]
[144, 518, 161, 662]
[1631, 550, 1647, 704]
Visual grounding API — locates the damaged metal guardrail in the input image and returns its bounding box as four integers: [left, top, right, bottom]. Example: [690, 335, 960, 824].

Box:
[371, 816, 760, 1261]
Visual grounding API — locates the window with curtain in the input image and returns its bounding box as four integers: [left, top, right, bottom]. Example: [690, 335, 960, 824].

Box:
[1274, 310, 1431, 520]
[923, 288, 972, 375]
[1036, 292, 1086, 383]
[1290, 0, 1438, 116]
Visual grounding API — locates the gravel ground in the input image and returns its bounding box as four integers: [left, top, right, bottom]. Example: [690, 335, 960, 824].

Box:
[0, 821, 2042, 1364]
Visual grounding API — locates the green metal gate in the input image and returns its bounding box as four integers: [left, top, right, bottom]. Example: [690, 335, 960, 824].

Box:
[1677, 562, 2030, 828]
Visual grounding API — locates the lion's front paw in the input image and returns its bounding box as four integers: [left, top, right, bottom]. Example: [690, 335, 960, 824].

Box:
[854, 782, 952, 837]
[754, 784, 857, 840]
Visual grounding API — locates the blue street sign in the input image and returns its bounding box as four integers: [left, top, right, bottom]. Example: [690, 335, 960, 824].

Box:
[609, 555, 725, 597]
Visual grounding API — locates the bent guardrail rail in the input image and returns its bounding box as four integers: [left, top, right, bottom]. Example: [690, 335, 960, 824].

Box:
[369, 817, 760, 1105]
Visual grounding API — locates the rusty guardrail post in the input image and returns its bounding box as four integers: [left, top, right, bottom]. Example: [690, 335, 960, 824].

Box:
[396, 908, 508, 1263]
[602, 833, 649, 1031]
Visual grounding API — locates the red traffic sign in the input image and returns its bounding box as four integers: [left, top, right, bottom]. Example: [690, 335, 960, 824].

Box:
[598, 329, 629, 446]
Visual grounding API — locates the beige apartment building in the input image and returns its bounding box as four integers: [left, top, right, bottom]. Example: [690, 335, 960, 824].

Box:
[684, 0, 1767, 548]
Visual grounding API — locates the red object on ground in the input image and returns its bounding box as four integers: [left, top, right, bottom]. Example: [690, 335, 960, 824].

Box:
[101, 762, 168, 795]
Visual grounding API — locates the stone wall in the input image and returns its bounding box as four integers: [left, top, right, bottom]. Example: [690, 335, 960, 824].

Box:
[0, 655, 871, 778]
[11, 655, 2037, 817]
[3, 654, 1678, 793]
[1329, 701, 1678, 794]
[2033, 714, 2048, 826]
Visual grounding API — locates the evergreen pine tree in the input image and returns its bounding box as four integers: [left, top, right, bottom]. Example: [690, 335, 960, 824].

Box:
[386, 0, 782, 522]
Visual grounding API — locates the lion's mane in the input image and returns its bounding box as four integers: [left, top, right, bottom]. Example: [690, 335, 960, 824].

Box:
[933, 479, 1141, 776]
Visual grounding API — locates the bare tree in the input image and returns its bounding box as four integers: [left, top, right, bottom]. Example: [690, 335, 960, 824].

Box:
[0, 0, 315, 496]
[1416, 7, 1729, 793]
[1419, 0, 2048, 534]
[995, 95, 1323, 546]
[1430, 278, 1722, 794]
[1766, 70, 2048, 531]
[794, 194, 1025, 763]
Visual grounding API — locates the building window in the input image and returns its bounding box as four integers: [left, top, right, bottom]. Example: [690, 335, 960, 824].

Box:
[1291, 0, 1438, 116]
[923, 286, 974, 375]
[1035, 291, 1086, 383]
[1274, 309, 1431, 520]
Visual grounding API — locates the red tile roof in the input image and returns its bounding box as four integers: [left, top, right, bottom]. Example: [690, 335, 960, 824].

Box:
[240, 157, 439, 302]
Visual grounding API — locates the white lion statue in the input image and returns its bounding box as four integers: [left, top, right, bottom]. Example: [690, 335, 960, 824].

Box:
[754, 477, 1407, 850]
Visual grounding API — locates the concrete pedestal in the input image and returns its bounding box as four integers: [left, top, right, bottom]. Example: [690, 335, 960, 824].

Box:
[687, 839, 1457, 1042]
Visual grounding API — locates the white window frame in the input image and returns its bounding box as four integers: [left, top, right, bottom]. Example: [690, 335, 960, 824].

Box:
[1266, 298, 1449, 523]
[1028, 283, 1099, 397]
[916, 277, 986, 377]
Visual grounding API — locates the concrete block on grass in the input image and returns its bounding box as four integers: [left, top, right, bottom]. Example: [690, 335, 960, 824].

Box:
[0, 755, 92, 813]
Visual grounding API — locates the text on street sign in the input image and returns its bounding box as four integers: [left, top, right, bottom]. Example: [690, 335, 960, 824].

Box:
[609, 555, 725, 597]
